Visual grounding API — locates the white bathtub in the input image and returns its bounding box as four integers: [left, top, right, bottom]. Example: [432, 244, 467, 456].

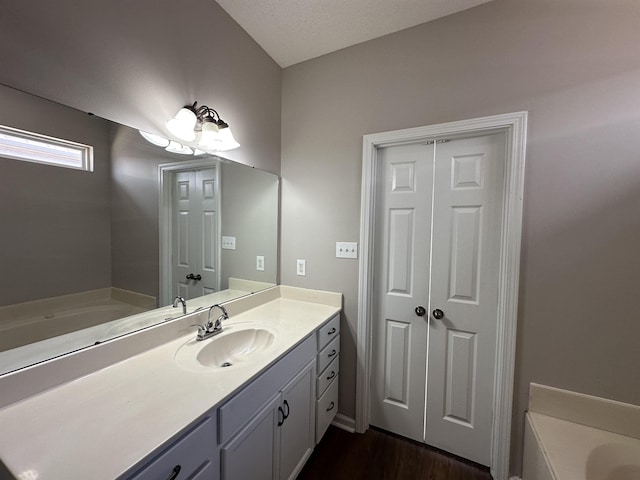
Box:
[0, 288, 155, 374]
[523, 384, 640, 480]
[587, 442, 640, 480]
[0, 303, 144, 351]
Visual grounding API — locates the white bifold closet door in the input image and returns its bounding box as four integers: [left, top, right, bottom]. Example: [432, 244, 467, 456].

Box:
[371, 133, 506, 466]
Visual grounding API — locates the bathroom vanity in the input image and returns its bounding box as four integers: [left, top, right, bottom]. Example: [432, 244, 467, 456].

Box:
[0, 286, 341, 480]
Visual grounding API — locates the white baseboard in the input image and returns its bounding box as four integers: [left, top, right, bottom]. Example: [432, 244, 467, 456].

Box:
[509, 476, 522, 480]
[331, 413, 356, 433]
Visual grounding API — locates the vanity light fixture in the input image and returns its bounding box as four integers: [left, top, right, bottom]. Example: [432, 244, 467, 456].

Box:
[166, 102, 240, 152]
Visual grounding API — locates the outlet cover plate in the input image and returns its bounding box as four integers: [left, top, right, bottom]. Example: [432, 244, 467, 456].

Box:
[296, 259, 306, 276]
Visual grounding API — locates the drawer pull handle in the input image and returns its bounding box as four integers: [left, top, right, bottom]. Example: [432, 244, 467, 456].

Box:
[326, 371, 336, 380]
[328, 349, 337, 358]
[283, 399, 290, 420]
[327, 327, 336, 335]
[278, 406, 285, 426]
[326, 401, 335, 412]
[167, 465, 181, 480]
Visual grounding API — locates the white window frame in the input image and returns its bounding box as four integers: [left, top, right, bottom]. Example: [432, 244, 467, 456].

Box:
[0, 124, 93, 171]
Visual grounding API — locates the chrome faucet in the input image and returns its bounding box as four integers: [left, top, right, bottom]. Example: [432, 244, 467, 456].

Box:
[172, 295, 187, 315]
[192, 304, 229, 341]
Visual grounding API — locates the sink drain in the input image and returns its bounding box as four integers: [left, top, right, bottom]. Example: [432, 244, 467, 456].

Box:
[221, 362, 233, 367]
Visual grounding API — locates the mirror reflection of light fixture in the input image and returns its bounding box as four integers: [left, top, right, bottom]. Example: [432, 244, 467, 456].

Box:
[165, 140, 193, 155]
[165, 102, 240, 151]
[139, 131, 208, 156]
[139, 130, 170, 147]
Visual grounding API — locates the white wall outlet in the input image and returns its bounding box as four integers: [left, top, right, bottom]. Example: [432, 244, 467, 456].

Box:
[256, 255, 265, 271]
[296, 259, 306, 276]
[221, 236, 236, 250]
[336, 241, 358, 259]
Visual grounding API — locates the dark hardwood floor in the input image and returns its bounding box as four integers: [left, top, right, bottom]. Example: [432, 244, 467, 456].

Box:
[298, 426, 493, 480]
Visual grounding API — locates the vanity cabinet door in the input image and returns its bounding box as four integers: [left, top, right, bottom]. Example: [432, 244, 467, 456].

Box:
[221, 394, 280, 480]
[127, 416, 218, 480]
[279, 362, 316, 480]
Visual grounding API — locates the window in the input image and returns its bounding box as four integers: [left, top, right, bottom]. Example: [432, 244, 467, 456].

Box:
[0, 124, 93, 171]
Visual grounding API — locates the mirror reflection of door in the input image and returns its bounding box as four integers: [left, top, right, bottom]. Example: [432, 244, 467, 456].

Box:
[171, 167, 220, 300]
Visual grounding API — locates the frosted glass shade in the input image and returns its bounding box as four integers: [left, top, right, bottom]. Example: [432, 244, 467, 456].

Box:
[139, 130, 170, 147]
[216, 127, 240, 151]
[198, 121, 222, 148]
[165, 141, 193, 155]
[165, 108, 197, 141]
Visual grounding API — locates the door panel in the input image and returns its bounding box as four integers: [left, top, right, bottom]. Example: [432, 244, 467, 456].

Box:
[444, 329, 476, 426]
[383, 319, 411, 406]
[426, 133, 506, 465]
[173, 171, 195, 297]
[449, 206, 482, 303]
[197, 168, 218, 297]
[387, 209, 415, 293]
[370, 143, 433, 443]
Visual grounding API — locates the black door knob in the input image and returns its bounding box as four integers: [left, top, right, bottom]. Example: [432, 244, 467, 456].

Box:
[432, 308, 445, 320]
[415, 306, 426, 316]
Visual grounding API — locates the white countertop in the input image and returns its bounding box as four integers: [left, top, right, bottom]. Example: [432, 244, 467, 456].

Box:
[0, 287, 341, 479]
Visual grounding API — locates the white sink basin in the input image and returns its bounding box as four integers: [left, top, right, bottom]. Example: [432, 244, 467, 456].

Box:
[175, 323, 277, 371]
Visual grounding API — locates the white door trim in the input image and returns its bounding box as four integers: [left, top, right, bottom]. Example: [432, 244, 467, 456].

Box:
[356, 111, 527, 480]
[158, 157, 222, 306]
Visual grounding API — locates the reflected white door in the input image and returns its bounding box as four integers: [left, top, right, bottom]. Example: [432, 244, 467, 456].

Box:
[171, 168, 219, 300]
[371, 133, 506, 466]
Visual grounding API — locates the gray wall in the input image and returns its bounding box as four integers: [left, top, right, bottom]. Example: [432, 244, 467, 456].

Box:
[0, 84, 112, 306]
[0, 0, 281, 174]
[280, 0, 640, 475]
[220, 162, 279, 288]
[110, 124, 168, 299]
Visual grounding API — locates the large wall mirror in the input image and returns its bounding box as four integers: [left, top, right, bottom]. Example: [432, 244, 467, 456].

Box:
[0, 84, 279, 375]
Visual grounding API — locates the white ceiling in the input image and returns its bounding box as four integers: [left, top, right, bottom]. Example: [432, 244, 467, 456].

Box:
[214, 0, 495, 68]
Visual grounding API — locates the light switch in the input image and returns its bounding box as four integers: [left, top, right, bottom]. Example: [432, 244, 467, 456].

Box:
[336, 241, 358, 259]
[222, 236, 236, 250]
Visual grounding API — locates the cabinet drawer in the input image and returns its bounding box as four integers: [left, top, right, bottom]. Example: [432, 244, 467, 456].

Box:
[128, 416, 217, 480]
[316, 374, 339, 444]
[316, 335, 339, 374]
[218, 334, 316, 444]
[316, 355, 339, 399]
[317, 314, 340, 350]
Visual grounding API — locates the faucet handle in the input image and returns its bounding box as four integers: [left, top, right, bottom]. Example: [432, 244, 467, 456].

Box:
[190, 323, 207, 338]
